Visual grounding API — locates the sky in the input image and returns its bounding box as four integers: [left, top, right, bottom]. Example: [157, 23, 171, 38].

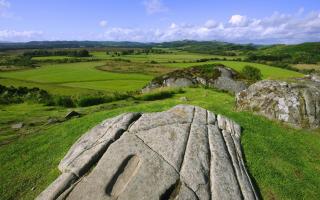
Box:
[0, 0, 320, 44]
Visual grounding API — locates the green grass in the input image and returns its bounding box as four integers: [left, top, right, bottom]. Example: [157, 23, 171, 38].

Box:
[0, 62, 152, 94]
[0, 88, 319, 200]
[165, 60, 304, 79]
[0, 78, 94, 95]
[61, 80, 147, 92]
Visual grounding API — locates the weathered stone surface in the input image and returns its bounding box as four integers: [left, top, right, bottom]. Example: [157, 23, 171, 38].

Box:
[142, 65, 247, 94]
[236, 79, 320, 128]
[11, 122, 24, 130]
[311, 74, 320, 83]
[212, 76, 247, 94]
[37, 105, 258, 200]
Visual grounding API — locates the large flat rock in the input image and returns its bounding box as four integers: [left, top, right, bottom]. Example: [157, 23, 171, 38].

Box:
[37, 105, 258, 200]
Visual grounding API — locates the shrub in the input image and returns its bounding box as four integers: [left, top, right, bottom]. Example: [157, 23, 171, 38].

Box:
[0, 84, 53, 105]
[150, 60, 158, 64]
[241, 65, 262, 81]
[55, 96, 75, 108]
[77, 96, 106, 107]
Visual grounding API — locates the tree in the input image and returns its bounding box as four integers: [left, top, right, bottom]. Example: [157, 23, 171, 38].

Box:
[241, 65, 262, 81]
[77, 49, 90, 57]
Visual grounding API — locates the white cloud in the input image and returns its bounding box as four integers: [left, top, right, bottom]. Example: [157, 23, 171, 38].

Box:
[143, 0, 168, 14]
[0, 30, 44, 42]
[96, 10, 320, 44]
[229, 15, 248, 26]
[204, 20, 218, 28]
[170, 23, 177, 29]
[99, 20, 108, 28]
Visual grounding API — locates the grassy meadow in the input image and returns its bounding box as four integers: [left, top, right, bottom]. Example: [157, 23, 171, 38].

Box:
[0, 49, 319, 200]
[0, 88, 319, 200]
[0, 61, 152, 95]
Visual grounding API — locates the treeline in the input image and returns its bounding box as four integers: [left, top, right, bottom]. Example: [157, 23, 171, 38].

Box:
[0, 41, 152, 50]
[247, 52, 319, 64]
[0, 84, 185, 108]
[157, 40, 257, 56]
[23, 49, 91, 57]
[0, 55, 34, 67]
[106, 48, 169, 56]
[0, 84, 130, 107]
[0, 85, 51, 104]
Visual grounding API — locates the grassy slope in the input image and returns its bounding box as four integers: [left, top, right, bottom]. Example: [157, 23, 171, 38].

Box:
[0, 88, 319, 200]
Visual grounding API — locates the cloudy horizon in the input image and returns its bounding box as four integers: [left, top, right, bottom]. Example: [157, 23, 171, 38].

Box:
[0, 0, 320, 44]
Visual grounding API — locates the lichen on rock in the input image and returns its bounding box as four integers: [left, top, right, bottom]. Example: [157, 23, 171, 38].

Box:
[236, 78, 320, 129]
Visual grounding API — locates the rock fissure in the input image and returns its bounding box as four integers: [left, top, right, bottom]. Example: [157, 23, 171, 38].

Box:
[219, 129, 244, 200]
[63, 114, 133, 171]
[134, 135, 180, 173]
[134, 134, 199, 197]
[179, 106, 196, 172]
[205, 114, 213, 200]
[128, 121, 192, 134]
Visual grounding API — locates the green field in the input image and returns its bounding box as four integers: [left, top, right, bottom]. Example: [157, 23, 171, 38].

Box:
[0, 61, 152, 94]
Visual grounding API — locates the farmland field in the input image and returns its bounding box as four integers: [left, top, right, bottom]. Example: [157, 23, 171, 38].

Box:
[0, 61, 152, 94]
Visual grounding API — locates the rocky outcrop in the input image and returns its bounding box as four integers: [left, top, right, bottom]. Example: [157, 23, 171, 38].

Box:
[236, 79, 320, 128]
[142, 65, 247, 94]
[37, 105, 258, 200]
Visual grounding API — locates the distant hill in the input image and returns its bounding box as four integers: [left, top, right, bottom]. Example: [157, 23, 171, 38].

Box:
[0, 41, 153, 50]
[155, 40, 258, 56]
[1, 40, 319, 64]
[248, 42, 320, 64]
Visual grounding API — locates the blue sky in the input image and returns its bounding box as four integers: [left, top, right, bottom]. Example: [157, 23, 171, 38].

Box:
[0, 0, 320, 43]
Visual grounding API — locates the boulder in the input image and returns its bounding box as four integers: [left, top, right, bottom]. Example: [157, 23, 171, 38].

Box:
[11, 122, 24, 130]
[142, 65, 247, 94]
[64, 111, 81, 120]
[311, 74, 320, 83]
[236, 79, 320, 128]
[37, 105, 258, 200]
